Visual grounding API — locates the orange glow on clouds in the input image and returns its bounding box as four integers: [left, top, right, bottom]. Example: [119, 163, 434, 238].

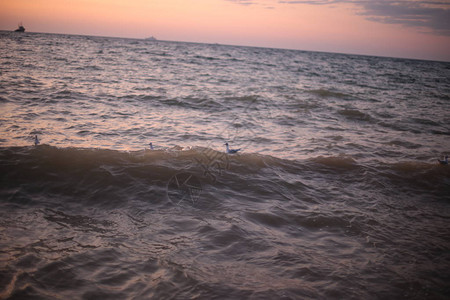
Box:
[1, 0, 449, 61]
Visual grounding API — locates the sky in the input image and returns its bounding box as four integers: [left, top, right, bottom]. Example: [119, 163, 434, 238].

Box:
[1, 0, 450, 61]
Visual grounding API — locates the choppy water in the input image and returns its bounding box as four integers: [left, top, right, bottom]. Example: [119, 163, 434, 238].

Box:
[0, 31, 449, 299]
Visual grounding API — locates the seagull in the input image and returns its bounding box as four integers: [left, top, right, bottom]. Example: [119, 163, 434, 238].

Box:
[34, 135, 40, 146]
[224, 142, 240, 154]
[149, 142, 154, 150]
[437, 155, 448, 165]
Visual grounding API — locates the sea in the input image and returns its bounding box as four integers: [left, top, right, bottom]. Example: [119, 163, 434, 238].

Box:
[0, 31, 449, 299]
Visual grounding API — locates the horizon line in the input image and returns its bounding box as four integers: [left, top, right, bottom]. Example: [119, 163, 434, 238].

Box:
[1, 29, 449, 63]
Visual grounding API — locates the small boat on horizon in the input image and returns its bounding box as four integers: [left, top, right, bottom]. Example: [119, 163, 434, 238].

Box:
[145, 36, 157, 41]
[14, 23, 25, 32]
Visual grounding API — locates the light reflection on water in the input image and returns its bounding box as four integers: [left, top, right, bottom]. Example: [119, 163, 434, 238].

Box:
[1, 32, 447, 162]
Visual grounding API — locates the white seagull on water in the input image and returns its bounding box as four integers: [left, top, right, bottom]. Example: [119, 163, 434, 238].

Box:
[437, 155, 448, 165]
[224, 142, 240, 154]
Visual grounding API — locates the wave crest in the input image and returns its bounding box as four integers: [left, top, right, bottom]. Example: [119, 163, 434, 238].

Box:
[1, 146, 448, 209]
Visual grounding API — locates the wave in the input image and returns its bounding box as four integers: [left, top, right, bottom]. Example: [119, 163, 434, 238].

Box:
[310, 155, 358, 170]
[1, 146, 448, 209]
[383, 139, 422, 149]
[306, 89, 351, 99]
[338, 109, 373, 122]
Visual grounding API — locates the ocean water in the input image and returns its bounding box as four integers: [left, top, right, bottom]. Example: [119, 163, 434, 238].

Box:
[0, 31, 449, 299]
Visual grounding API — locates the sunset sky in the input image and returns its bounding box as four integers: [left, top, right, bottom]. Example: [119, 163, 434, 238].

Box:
[1, 0, 449, 61]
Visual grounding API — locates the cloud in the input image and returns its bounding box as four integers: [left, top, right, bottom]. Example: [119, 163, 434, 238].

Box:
[279, 0, 450, 35]
[226, 0, 278, 9]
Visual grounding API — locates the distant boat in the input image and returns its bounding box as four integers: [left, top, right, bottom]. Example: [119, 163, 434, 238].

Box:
[145, 36, 157, 41]
[14, 23, 25, 32]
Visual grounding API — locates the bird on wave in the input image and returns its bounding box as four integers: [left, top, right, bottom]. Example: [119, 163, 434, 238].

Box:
[34, 135, 40, 146]
[437, 155, 448, 165]
[224, 142, 241, 154]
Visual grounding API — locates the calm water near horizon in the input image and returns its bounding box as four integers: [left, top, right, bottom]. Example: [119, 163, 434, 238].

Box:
[0, 31, 449, 299]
